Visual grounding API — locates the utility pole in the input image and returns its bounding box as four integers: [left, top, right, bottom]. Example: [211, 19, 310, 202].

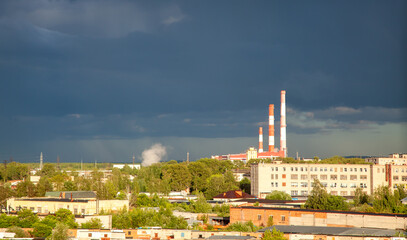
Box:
[132, 154, 135, 166]
[57, 155, 60, 170]
[187, 152, 189, 163]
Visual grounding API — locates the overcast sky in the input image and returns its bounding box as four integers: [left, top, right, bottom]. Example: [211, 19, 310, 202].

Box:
[0, 0, 406, 163]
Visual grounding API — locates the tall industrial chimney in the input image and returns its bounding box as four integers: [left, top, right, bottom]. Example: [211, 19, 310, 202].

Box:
[280, 90, 287, 157]
[258, 127, 263, 153]
[40, 152, 43, 170]
[269, 104, 275, 152]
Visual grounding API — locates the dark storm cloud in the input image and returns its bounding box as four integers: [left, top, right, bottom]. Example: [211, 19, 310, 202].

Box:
[0, 0, 406, 161]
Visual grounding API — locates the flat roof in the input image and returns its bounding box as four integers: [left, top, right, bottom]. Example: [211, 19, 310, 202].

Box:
[232, 206, 407, 217]
[258, 225, 405, 237]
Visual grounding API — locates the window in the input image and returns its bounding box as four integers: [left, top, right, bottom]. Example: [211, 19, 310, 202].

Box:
[311, 175, 318, 180]
[340, 183, 347, 188]
[330, 168, 333, 172]
[301, 190, 308, 196]
[350, 183, 357, 188]
[291, 174, 298, 180]
[88, 233, 92, 237]
[350, 168, 353, 172]
[350, 175, 357, 180]
[324, 168, 327, 172]
[393, 176, 399, 181]
[276, 182, 278, 187]
[30, 207, 34, 211]
[283, 167, 286, 171]
[282, 174, 286, 179]
[271, 175, 274, 180]
[340, 175, 347, 180]
[291, 182, 298, 187]
[276, 167, 278, 171]
[258, 215, 262, 220]
[314, 167, 317, 171]
[271, 182, 274, 187]
[301, 167, 303, 172]
[74, 208, 78, 215]
[340, 191, 347, 196]
[360, 175, 367, 180]
[104, 234, 108, 237]
[330, 175, 337, 180]
[291, 167, 293, 171]
[275, 174, 278, 179]
[331, 191, 338, 195]
[354, 168, 357, 172]
[364, 168, 367, 172]
[330, 183, 337, 188]
[271, 167, 274, 171]
[344, 168, 347, 172]
[281, 215, 286, 221]
[291, 190, 298, 195]
[402, 176, 407, 181]
[128, 231, 131, 235]
[321, 182, 327, 187]
[360, 183, 367, 188]
[81, 209, 85, 214]
[37, 207, 41, 213]
[301, 175, 307, 180]
[320, 168, 323, 172]
[282, 182, 286, 187]
[301, 182, 308, 187]
[320, 175, 327, 180]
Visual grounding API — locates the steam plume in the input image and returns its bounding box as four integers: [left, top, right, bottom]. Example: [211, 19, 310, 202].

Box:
[141, 143, 167, 166]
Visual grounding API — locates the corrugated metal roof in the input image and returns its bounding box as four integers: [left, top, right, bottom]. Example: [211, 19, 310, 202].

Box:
[258, 225, 405, 237]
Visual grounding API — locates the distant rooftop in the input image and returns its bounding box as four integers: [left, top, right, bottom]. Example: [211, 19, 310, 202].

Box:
[45, 191, 96, 199]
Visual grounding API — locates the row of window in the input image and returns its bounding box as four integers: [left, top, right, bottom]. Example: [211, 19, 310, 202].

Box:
[271, 174, 368, 180]
[393, 176, 407, 181]
[270, 166, 369, 173]
[271, 182, 367, 188]
[25, 206, 85, 214]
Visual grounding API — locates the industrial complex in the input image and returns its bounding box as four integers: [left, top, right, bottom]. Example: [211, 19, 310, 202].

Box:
[212, 90, 288, 161]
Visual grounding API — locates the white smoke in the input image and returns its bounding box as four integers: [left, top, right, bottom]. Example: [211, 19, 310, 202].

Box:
[141, 143, 167, 166]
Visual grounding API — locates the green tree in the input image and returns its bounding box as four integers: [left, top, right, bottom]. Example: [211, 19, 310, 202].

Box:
[63, 181, 77, 191]
[263, 227, 287, 240]
[304, 179, 349, 211]
[191, 192, 212, 213]
[226, 221, 258, 232]
[265, 191, 292, 200]
[304, 179, 329, 210]
[0, 214, 19, 228]
[373, 185, 401, 213]
[55, 209, 78, 228]
[6, 226, 29, 238]
[40, 163, 57, 177]
[162, 164, 191, 191]
[353, 187, 370, 206]
[17, 209, 39, 228]
[36, 177, 53, 196]
[15, 179, 37, 197]
[80, 218, 103, 229]
[239, 178, 251, 194]
[48, 222, 69, 240]
[188, 162, 211, 192]
[267, 216, 274, 227]
[31, 222, 53, 238]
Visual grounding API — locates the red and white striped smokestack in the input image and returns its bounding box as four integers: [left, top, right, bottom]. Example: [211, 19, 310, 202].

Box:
[280, 90, 287, 157]
[258, 127, 263, 153]
[268, 104, 275, 152]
